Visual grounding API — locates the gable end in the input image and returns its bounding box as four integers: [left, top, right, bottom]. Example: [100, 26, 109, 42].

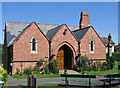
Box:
[11, 21, 49, 46]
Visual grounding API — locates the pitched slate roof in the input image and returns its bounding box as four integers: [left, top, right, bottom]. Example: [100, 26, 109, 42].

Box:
[46, 24, 64, 41]
[72, 26, 90, 42]
[100, 37, 115, 45]
[6, 21, 31, 47]
[6, 21, 79, 47]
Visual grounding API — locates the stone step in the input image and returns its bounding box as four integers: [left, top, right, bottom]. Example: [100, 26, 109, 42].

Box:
[59, 70, 80, 74]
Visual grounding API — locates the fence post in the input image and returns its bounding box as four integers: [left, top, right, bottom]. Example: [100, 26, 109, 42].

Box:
[27, 76, 31, 88]
[32, 75, 36, 88]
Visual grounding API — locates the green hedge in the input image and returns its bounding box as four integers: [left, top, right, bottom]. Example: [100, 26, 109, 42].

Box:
[112, 52, 120, 61]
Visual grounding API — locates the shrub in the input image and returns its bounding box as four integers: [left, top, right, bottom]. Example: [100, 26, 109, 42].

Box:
[23, 66, 33, 75]
[20, 62, 23, 76]
[41, 69, 45, 74]
[36, 59, 44, 68]
[77, 56, 90, 72]
[106, 56, 115, 69]
[0, 65, 8, 86]
[0, 66, 3, 79]
[87, 64, 92, 71]
[97, 61, 101, 71]
[93, 61, 102, 71]
[44, 65, 50, 74]
[49, 59, 59, 74]
[112, 52, 120, 61]
[92, 62, 97, 71]
[23, 68, 27, 75]
[73, 65, 80, 72]
[33, 66, 40, 74]
[101, 62, 108, 71]
[2, 70, 8, 86]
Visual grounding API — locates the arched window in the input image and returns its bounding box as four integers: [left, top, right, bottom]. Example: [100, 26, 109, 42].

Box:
[91, 40, 93, 51]
[89, 39, 95, 53]
[30, 37, 38, 54]
[32, 38, 36, 51]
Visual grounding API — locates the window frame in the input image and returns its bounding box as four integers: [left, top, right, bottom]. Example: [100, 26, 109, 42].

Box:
[30, 37, 38, 54]
[32, 38, 36, 51]
[89, 39, 95, 53]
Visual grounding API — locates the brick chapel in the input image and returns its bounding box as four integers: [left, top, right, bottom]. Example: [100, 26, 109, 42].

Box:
[4, 12, 106, 74]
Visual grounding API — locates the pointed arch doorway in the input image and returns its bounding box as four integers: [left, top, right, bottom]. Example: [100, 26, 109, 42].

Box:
[57, 45, 73, 70]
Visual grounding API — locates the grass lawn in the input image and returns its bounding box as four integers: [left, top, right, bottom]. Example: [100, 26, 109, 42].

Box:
[11, 74, 28, 79]
[86, 61, 120, 75]
[11, 74, 61, 79]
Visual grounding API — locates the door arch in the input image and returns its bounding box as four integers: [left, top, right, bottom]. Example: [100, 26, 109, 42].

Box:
[57, 44, 73, 70]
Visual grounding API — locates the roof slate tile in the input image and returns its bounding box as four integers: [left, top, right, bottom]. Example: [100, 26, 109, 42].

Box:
[6, 21, 79, 47]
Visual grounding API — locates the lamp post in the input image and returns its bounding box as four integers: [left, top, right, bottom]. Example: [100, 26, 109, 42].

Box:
[107, 33, 112, 57]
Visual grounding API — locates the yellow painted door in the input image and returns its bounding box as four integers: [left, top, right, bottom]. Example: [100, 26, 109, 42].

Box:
[57, 49, 64, 70]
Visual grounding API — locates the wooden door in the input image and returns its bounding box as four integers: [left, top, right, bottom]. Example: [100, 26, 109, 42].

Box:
[57, 49, 64, 70]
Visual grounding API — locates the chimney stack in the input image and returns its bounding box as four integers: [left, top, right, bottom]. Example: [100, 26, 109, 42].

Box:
[79, 12, 90, 29]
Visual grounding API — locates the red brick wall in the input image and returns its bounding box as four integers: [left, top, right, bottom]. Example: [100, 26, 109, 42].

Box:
[80, 12, 90, 29]
[11, 23, 106, 74]
[12, 22, 49, 74]
[80, 26, 106, 60]
[12, 62, 37, 74]
[51, 24, 78, 65]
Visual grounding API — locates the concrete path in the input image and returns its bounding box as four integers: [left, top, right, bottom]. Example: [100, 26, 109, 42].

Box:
[7, 77, 27, 86]
[7, 75, 120, 87]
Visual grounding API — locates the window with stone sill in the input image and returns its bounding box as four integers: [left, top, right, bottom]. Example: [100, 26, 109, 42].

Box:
[30, 37, 38, 54]
[89, 39, 95, 53]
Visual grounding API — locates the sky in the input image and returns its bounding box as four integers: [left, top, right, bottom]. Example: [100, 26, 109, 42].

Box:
[118, 2, 120, 43]
[1, 2, 119, 44]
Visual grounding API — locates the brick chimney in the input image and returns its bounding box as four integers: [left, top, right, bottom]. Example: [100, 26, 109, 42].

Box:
[79, 12, 90, 29]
